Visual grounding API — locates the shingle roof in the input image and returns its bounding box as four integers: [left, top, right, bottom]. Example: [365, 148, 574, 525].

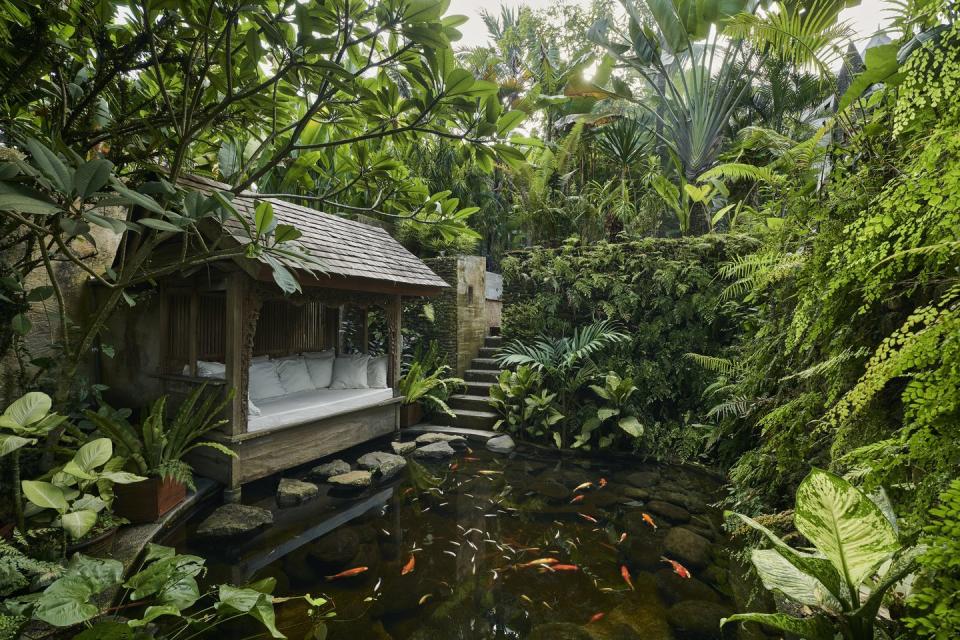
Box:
[179, 175, 448, 291]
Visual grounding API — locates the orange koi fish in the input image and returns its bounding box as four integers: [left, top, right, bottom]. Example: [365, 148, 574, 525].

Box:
[598, 478, 608, 488]
[463, 456, 480, 462]
[620, 565, 634, 590]
[573, 481, 593, 492]
[661, 556, 692, 579]
[570, 494, 585, 504]
[325, 566, 368, 581]
[449, 462, 459, 471]
[642, 512, 658, 530]
[550, 564, 579, 571]
[401, 555, 416, 575]
[618, 532, 628, 544]
[588, 612, 606, 624]
[519, 557, 559, 568]
[578, 513, 598, 524]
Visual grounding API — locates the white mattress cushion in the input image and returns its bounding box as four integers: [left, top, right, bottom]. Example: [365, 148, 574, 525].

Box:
[367, 356, 389, 388]
[303, 350, 335, 388]
[330, 354, 370, 390]
[247, 388, 394, 431]
[275, 357, 314, 394]
[182, 360, 226, 378]
[248, 360, 286, 401]
[248, 398, 261, 417]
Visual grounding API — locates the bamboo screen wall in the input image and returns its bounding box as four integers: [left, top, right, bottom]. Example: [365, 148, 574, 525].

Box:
[252, 300, 328, 357]
[166, 292, 227, 369]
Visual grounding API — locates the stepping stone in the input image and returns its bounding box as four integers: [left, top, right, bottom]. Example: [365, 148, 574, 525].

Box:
[328, 470, 373, 488]
[196, 504, 273, 539]
[664, 526, 712, 569]
[276, 478, 319, 507]
[411, 441, 455, 460]
[486, 434, 515, 453]
[646, 499, 691, 523]
[414, 432, 467, 448]
[310, 459, 351, 480]
[390, 441, 417, 455]
[357, 451, 407, 480]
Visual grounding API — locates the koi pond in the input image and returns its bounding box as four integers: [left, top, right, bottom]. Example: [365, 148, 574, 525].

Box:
[164, 434, 748, 640]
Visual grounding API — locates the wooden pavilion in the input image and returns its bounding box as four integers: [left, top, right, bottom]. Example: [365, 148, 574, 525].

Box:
[98, 176, 447, 500]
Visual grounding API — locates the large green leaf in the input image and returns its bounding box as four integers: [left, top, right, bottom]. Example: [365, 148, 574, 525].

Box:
[794, 468, 900, 591]
[64, 438, 113, 478]
[21, 480, 68, 512]
[0, 182, 61, 215]
[217, 585, 284, 639]
[25, 138, 72, 193]
[2, 391, 52, 428]
[61, 510, 98, 539]
[617, 416, 644, 438]
[751, 549, 842, 611]
[0, 433, 34, 456]
[73, 159, 113, 198]
[729, 512, 848, 604]
[721, 611, 835, 640]
[33, 555, 122, 627]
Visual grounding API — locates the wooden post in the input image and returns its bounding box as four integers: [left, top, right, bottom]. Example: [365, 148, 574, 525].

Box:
[387, 295, 402, 392]
[360, 307, 369, 354]
[224, 273, 247, 437]
[188, 289, 199, 376]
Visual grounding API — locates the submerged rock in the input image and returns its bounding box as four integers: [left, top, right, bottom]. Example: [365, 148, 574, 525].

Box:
[654, 568, 723, 604]
[624, 470, 660, 487]
[357, 451, 407, 480]
[622, 486, 651, 501]
[529, 622, 593, 640]
[390, 440, 417, 455]
[308, 528, 360, 571]
[486, 434, 515, 453]
[646, 500, 691, 523]
[411, 441, 456, 460]
[530, 476, 570, 501]
[196, 504, 273, 539]
[310, 459, 351, 480]
[328, 470, 373, 488]
[665, 600, 732, 640]
[587, 602, 674, 640]
[415, 432, 468, 447]
[276, 478, 319, 507]
[619, 533, 666, 572]
[663, 527, 712, 569]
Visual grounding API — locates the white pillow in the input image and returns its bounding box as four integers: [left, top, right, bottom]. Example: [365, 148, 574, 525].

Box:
[275, 357, 314, 394]
[330, 355, 370, 390]
[367, 356, 389, 389]
[182, 360, 226, 378]
[248, 360, 286, 401]
[303, 350, 335, 388]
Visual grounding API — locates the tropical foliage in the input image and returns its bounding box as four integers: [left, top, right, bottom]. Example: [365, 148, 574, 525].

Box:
[398, 361, 465, 418]
[84, 385, 236, 490]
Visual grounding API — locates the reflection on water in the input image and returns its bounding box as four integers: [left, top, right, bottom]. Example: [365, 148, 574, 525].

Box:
[167, 438, 738, 640]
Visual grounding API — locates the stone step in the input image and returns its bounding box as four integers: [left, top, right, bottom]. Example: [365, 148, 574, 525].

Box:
[437, 408, 499, 430]
[470, 357, 501, 371]
[478, 347, 499, 359]
[449, 394, 494, 412]
[465, 380, 496, 395]
[484, 335, 504, 348]
[465, 368, 500, 383]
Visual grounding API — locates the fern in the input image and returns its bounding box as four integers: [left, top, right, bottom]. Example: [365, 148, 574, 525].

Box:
[698, 162, 780, 184]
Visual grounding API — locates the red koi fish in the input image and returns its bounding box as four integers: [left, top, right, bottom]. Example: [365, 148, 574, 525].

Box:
[588, 612, 606, 624]
[661, 556, 692, 579]
[325, 566, 368, 581]
[550, 564, 579, 571]
[598, 478, 608, 488]
[570, 494, 585, 504]
[449, 462, 459, 471]
[578, 512, 598, 524]
[642, 512, 658, 530]
[620, 565, 634, 590]
[402, 555, 416, 575]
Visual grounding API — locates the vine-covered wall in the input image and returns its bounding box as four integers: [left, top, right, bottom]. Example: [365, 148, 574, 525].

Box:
[501, 236, 752, 455]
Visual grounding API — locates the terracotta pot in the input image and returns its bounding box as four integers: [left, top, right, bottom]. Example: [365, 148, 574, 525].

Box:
[114, 477, 186, 524]
[399, 403, 424, 428]
[67, 525, 118, 557]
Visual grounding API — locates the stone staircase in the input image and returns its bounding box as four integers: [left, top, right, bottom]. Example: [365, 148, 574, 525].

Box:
[437, 328, 503, 430]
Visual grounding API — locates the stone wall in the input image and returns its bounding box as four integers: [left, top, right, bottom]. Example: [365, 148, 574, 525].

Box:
[404, 256, 492, 376]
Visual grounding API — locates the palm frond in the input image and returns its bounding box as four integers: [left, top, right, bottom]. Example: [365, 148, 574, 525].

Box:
[698, 162, 779, 184]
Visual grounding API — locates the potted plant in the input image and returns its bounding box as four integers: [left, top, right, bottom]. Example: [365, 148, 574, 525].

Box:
[84, 385, 236, 523]
[397, 362, 465, 427]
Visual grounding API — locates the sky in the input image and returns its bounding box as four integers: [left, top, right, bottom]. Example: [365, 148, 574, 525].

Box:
[448, 0, 895, 50]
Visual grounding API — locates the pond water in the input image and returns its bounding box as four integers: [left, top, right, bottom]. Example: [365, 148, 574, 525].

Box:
[164, 436, 743, 640]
